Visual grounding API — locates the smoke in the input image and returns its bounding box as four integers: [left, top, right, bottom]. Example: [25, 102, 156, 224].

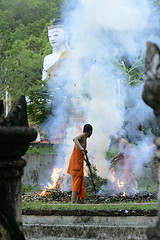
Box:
[44, 0, 159, 188]
[64, 0, 159, 62]
[124, 84, 156, 142]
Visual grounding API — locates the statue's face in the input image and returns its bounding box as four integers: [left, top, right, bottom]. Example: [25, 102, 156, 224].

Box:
[48, 28, 66, 49]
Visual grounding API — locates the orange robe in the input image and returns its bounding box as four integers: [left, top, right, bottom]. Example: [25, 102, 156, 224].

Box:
[119, 138, 136, 188]
[67, 145, 85, 199]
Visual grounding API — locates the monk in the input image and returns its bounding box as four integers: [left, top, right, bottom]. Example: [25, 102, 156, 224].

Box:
[67, 124, 93, 203]
[111, 135, 136, 190]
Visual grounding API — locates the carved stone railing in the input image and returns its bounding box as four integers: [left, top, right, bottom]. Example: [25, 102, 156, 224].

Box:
[0, 95, 37, 240]
[142, 42, 160, 240]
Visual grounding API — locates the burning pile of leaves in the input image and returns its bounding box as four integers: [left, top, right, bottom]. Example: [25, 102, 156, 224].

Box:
[87, 191, 157, 204]
[22, 173, 157, 204]
[22, 188, 157, 204]
[22, 164, 158, 204]
[22, 190, 72, 203]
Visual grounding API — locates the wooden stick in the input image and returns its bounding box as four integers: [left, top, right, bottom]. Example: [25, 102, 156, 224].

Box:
[85, 153, 96, 192]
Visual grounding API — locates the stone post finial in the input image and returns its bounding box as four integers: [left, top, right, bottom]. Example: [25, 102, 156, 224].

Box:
[142, 41, 160, 124]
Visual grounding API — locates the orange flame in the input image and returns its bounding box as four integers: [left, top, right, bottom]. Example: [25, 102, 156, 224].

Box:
[116, 179, 124, 189]
[39, 168, 63, 196]
[110, 168, 125, 196]
[122, 191, 126, 197]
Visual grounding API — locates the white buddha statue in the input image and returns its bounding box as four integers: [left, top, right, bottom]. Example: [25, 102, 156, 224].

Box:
[42, 19, 70, 80]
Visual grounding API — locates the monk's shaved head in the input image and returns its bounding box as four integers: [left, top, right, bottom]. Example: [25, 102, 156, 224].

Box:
[83, 124, 93, 133]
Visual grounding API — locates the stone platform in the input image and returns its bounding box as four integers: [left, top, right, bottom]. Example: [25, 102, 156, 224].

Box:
[22, 205, 157, 240]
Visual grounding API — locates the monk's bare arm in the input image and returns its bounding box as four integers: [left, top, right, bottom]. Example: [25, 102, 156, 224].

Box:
[111, 142, 124, 162]
[73, 133, 86, 152]
[111, 152, 122, 162]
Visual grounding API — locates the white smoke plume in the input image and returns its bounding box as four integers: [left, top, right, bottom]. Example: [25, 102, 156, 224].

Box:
[44, 0, 159, 189]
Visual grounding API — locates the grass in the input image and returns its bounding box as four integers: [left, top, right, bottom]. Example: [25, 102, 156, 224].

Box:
[138, 178, 158, 192]
[26, 142, 119, 156]
[22, 200, 158, 211]
[22, 184, 41, 194]
[27, 144, 57, 154]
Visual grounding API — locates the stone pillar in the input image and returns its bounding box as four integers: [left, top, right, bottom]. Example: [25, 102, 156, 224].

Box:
[142, 42, 160, 240]
[0, 96, 37, 240]
[0, 158, 26, 240]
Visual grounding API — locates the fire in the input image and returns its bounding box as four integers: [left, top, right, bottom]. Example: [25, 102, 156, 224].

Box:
[51, 168, 63, 188]
[40, 189, 47, 196]
[122, 191, 126, 197]
[110, 168, 126, 196]
[39, 168, 63, 196]
[116, 179, 124, 189]
[110, 168, 117, 182]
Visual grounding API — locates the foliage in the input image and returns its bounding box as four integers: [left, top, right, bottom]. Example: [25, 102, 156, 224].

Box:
[0, 0, 159, 127]
[0, 0, 65, 122]
[85, 165, 107, 193]
[112, 50, 145, 88]
[27, 80, 54, 125]
[0, 41, 43, 102]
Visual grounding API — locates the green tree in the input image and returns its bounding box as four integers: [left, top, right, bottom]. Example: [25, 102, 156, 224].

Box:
[0, 40, 43, 102]
[0, 0, 65, 123]
[27, 80, 53, 125]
